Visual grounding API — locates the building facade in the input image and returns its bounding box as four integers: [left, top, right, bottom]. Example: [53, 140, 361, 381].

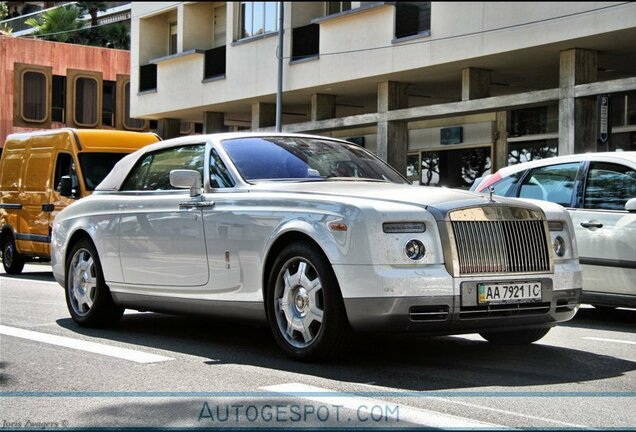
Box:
[0, 36, 152, 148]
[131, 1, 636, 188]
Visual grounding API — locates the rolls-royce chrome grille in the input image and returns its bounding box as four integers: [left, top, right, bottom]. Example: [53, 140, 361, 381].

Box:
[448, 207, 552, 275]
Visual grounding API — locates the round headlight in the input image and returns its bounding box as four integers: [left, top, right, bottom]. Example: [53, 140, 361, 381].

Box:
[552, 235, 566, 257]
[405, 239, 426, 261]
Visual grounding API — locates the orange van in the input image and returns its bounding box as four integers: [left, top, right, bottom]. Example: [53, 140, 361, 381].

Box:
[0, 129, 160, 274]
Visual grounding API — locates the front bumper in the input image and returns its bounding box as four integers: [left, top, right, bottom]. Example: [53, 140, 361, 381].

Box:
[344, 288, 581, 333]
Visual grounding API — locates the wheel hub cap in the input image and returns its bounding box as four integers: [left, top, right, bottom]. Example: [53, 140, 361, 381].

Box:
[294, 288, 309, 316]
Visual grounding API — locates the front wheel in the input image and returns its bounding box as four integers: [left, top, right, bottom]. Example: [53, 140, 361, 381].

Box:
[480, 327, 551, 345]
[2, 234, 25, 274]
[267, 242, 351, 361]
[65, 238, 124, 327]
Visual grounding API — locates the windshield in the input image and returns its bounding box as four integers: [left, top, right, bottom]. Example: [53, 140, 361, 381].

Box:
[221, 137, 408, 184]
[78, 153, 128, 191]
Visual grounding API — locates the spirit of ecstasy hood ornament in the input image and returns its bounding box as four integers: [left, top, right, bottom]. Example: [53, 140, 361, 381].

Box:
[488, 186, 495, 203]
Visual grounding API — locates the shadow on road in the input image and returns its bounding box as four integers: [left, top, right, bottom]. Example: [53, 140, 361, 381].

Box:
[56, 309, 636, 392]
[0, 270, 56, 283]
[563, 307, 636, 333]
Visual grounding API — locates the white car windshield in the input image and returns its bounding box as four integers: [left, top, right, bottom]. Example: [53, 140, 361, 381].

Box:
[221, 137, 409, 184]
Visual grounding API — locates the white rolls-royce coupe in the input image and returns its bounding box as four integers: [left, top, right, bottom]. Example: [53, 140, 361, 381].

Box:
[51, 133, 582, 360]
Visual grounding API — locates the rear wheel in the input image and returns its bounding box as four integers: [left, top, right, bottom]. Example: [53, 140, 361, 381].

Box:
[267, 242, 351, 361]
[2, 234, 25, 274]
[65, 238, 124, 327]
[480, 327, 551, 345]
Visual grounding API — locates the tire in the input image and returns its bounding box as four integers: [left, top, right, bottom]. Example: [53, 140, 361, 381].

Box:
[480, 327, 551, 345]
[65, 238, 124, 327]
[2, 234, 25, 275]
[267, 241, 351, 361]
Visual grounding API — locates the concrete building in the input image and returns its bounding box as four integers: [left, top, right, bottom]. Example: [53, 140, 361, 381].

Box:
[131, 1, 636, 188]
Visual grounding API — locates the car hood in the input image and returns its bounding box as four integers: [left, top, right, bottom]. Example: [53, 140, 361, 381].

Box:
[249, 181, 536, 216]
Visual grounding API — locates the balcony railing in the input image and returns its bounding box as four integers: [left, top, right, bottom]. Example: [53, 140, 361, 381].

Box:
[204, 45, 226, 80]
[139, 64, 157, 92]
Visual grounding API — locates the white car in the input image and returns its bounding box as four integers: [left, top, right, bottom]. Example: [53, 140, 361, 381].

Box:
[51, 133, 582, 360]
[474, 152, 636, 309]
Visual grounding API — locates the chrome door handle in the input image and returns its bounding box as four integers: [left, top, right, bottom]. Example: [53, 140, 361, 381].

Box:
[580, 221, 603, 229]
[179, 201, 215, 210]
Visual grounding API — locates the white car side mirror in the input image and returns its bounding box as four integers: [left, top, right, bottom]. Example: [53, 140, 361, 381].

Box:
[626, 197, 636, 213]
[170, 169, 202, 198]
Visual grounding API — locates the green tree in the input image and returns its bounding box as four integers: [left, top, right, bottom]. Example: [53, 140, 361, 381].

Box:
[100, 22, 130, 49]
[77, 2, 107, 27]
[25, 4, 85, 43]
[1, 1, 8, 19]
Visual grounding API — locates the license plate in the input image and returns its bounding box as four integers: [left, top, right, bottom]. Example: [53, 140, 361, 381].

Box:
[478, 282, 542, 304]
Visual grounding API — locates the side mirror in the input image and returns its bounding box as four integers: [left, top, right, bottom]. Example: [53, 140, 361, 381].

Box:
[59, 175, 78, 198]
[626, 197, 636, 213]
[170, 169, 202, 198]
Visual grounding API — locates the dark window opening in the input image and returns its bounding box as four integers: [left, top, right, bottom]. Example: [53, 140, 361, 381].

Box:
[508, 139, 558, 165]
[420, 147, 491, 189]
[75, 77, 98, 126]
[292, 24, 319, 60]
[54, 153, 74, 193]
[22, 71, 47, 122]
[139, 64, 157, 92]
[102, 80, 116, 127]
[78, 153, 128, 191]
[52, 75, 66, 123]
[204, 45, 226, 79]
[395, 2, 430, 39]
[327, 2, 351, 15]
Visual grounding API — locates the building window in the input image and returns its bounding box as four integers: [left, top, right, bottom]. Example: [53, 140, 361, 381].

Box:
[169, 22, 177, 54]
[21, 71, 47, 122]
[292, 24, 319, 60]
[327, 1, 351, 15]
[102, 80, 116, 127]
[419, 147, 491, 189]
[395, 2, 431, 39]
[52, 75, 66, 123]
[74, 77, 99, 127]
[139, 64, 157, 92]
[124, 82, 146, 130]
[508, 139, 558, 165]
[509, 106, 558, 137]
[239, 2, 279, 39]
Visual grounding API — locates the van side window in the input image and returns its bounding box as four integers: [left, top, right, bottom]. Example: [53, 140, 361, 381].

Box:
[54, 153, 75, 193]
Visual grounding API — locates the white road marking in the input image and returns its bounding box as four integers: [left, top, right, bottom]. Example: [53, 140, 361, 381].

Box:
[354, 380, 588, 428]
[583, 337, 636, 346]
[0, 325, 173, 364]
[262, 382, 504, 429]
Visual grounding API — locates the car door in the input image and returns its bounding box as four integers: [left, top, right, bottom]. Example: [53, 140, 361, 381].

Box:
[569, 161, 636, 298]
[118, 144, 210, 288]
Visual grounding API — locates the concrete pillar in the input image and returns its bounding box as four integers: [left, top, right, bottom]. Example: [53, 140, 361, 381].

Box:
[203, 111, 225, 133]
[462, 68, 491, 101]
[311, 94, 336, 122]
[157, 118, 181, 139]
[493, 111, 508, 171]
[377, 81, 409, 175]
[559, 48, 598, 155]
[251, 102, 276, 130]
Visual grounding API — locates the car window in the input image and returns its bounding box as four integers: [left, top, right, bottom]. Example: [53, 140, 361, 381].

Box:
[518, 162, 579, 206]
[583, 162, 636, 210]
[121, 144, 205, 191]
[78, 153, 128, 191]
[222, 137, 408, 184]
[209, 148, 235, 188]
[487, 172, 523, 196]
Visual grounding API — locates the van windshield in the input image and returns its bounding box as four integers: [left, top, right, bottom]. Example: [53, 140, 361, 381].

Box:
[78, 153, 128, 191]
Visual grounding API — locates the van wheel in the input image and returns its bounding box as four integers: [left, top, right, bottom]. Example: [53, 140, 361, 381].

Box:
[65, 238, 124, 327]
[2, 235, 25, 274]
